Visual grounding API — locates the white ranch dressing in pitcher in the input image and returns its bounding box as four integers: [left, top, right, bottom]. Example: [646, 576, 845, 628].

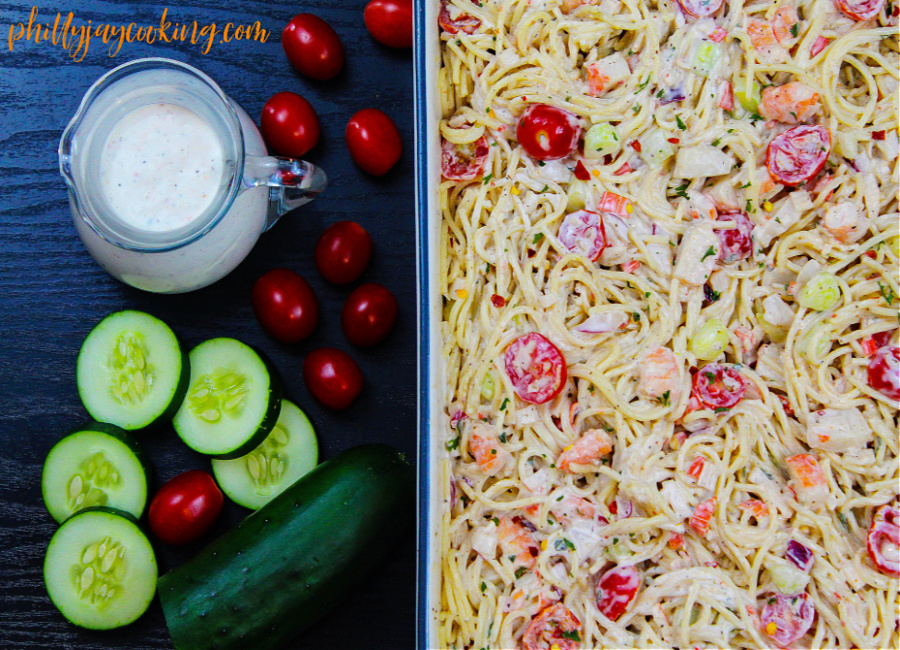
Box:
[99, 103, 225, 231]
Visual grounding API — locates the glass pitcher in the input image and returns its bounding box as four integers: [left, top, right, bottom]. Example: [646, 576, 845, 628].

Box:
[59, 57, 327, 294]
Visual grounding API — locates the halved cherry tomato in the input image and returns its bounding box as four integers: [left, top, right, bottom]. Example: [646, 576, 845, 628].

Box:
[521, 603, 582, 650]
[867, 345, 900, 401]
[716, 210, 754, 263]
[503, 333, 567, 405]
[594, 564, 641, 621]
[251, 268, 319, 343]
[342, 283, 398, 347]
[835, 0, 885, 20]
[692, 363, 747, 410]
[766, 125, 831, 187]
[260, 92, 320, 158]
[438, 0, 481, 34]
[516, 104, 582, 161]
[677, 0, 725, 16]
[346, 108, 402, 176]
[872, 329, 896, 348]
[315, 221, 373, 285]
[558, 210, 608, 261]
[364, 0, 413, 48]
[282, 14, 344, 81]
[760, 592, 815, 647]
[441, 136, 489, 180]
[867, 505, 900, 576]
[303, 347, 364, 410]
[148, 470, 223, 546]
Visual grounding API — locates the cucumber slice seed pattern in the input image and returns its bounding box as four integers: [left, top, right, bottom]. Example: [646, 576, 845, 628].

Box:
[107, 332, 154, 405]
[73, 536, 128, 610]
[246, 423, 290, 490]
[66, 452, 121, 511]
[188, 369, 250, 423]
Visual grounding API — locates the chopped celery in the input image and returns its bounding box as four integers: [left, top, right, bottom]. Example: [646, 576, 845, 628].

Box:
[798, 273, 841, 311]
[584, 123, 620, 159]
[481, 370, 496, 401]
[567, 179, 589, 212]
[691, 318, 729, 361]
[691, 42, 723, 78]
[798, 323, 833, 364]
[734, 79, 761, 112]
[768, 562, 810, 595]
[640, 130, 675, 168]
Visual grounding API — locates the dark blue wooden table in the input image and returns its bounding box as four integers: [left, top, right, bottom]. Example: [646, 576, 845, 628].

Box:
[0, 2, 417, 647]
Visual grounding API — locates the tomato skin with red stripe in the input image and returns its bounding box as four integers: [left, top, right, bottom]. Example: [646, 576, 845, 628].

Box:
[594, 564, 641, 621]
[867, 505, 900, 576]
[503, 333, 567, 405]
[765, 125, 831, 187]
[558, 210, 608, 261]
[692, 364, 747, 410]
[835, 0, 885, 20]
[516, 104, 582, 161]
[441, 136, 489, 180]
[867, 345, 900, 401]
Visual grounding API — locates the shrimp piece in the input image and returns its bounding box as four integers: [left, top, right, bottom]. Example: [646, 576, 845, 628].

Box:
[748, 20, 790, 63]
[551, 493, 598, 525]
[760, 82, 820, 124]
[785, 453, 829, 508]
[586, 54, 630, 97]
[638, 346, 683, 404]
[739, 498, 771, 520]
[557, 429, 613, 472]
[561, 0, 599, 13]
[822, 201, 870, 244]
[772, 5, 801, 48]
[468, 422, 511, 476]
[497, 516, 540, 569]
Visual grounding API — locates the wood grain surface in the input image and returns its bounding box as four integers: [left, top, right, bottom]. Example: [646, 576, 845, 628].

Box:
[0, 1, 417, 648]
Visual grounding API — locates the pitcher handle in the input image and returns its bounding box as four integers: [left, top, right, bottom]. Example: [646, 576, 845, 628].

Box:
[243, 155, 327, 231]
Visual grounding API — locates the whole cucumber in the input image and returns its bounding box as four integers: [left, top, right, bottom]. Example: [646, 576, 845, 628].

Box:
[157, 443, 414, 650]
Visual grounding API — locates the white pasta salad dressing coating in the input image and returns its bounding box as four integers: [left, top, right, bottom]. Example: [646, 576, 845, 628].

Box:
[436, 0, 899, 648]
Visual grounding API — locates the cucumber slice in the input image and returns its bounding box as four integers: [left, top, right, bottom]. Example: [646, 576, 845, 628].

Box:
[77, 310, 189, 430]
[212, 400, 318, 510]
[173, 338, 282, 459]
[44, 507, 157, 630]
[42, 423, 150, 524]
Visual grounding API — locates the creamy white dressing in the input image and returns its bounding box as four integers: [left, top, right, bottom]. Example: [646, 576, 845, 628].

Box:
[99, 103, 225, 232]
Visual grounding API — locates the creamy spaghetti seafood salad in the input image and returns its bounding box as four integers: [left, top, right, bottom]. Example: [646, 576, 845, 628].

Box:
[435, 0, 899, 648]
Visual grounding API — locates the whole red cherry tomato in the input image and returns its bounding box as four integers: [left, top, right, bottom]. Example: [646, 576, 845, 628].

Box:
[303, 348, 364, 410]
[342, 283, 398, 347]
[260, 92, 320, 157]
[148, 470, 223, 546]
[345, 108, 402, 176]
[251, 268, 319, 343]
[364, 0, 413, 48]
[315, 221, 373, 284]
[283, 14, 344, 80]
[516, 104, 582, 161]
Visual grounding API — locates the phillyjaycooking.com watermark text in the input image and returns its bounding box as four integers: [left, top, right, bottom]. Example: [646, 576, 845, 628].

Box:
[7, 7, 271, 61]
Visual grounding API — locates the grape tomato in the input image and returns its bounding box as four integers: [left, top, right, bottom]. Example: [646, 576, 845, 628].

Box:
[516, 104, 582, 161]
[867, 345, 900, 401]
[315, 221, 373, 285]
[594, 564, 641, 621]
[766, 125, 831, 187]
[345, 108, 402, 176]
[677, 0, 725, 16]
[716, 210, 754, 263]
[303, 348, 364, 410]
[521, 603, 582, 650]
[438, 0, 481, 34]
[760, 592, 815, 647]
[692, 363, 747, 410]
[282, 14, 344, 80]
[342, 283, 398, 347]
[260, 92, 320, 158]
[835, 0, 885, 20]
[251, 269, 319, 343]
[558, 210, 608, 261]
[365, 0, 413, 48]
[503, 333, 567, 405]
[441, 136, 489, 181]
[867, 505, 900, 577]
[148, 470, 224, 546]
